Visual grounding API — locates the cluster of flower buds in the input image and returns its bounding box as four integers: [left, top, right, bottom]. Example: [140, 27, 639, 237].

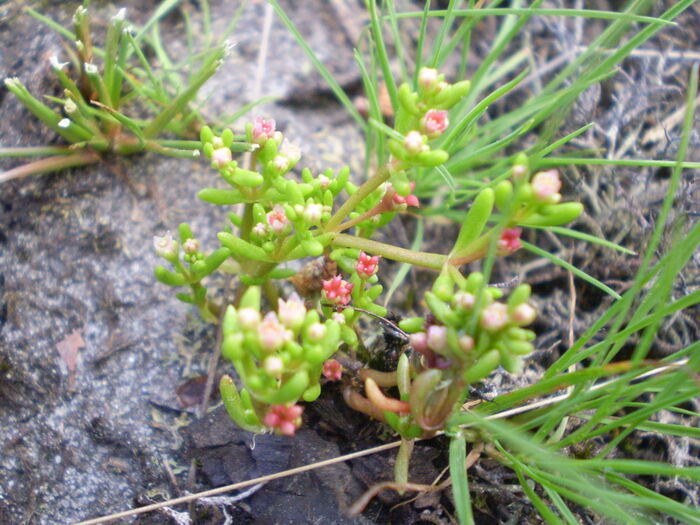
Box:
[447, 156, 582, 265]
[493, 155, 581, 228]
[322, 249, 388, 346]
[199, 119, 355, 262]
[385, 67, 471, 197]
[219, 286, 342, 436]
[153, 223, 231, 323]
[400, 271, 537, 383]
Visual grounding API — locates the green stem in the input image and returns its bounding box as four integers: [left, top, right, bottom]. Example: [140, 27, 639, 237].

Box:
[325, 167, 391, 232]
[0, 151, 100, 184]
[332, 233, 445, 270]
[240, 203, 254, 242]
[0, 146, 76, 158]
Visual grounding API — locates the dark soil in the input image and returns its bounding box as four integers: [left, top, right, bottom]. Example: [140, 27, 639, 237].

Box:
[1, 1, 698, 524]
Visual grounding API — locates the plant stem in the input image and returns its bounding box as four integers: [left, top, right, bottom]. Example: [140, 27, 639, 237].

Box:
[0, 151, 100, 184]
[0, 146, 76, 158]
[325, 167, 391, 232]
[332, 233, 445, 270]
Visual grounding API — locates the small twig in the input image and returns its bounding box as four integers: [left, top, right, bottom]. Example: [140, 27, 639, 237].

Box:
[198, 275, 233, 418]
[347, 480, 451, 517]
[349, 442, 484, 517]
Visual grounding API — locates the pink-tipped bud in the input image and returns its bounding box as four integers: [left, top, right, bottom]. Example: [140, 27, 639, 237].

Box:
[356, 252, 380, 279]
[238, 307, 261, 330]
[511, 303, 536, 326]
[272, 155, 289, 172]
[182, 238, 200, 255]
[252, 222, 268, 238]
[427, 325, 448, 352]
[422, 110, 449, 138]
[531, 170, 562, 202]
[258, 312, 292, 352]
[409, 332, 428, 353]
[252, 117, 276, 144]
[278, 293, 306, 330]
[497, 228, 523, 255]
[403, 131, 428, 154]
[211, 147, 232, 168]
[512, 163, 528, 180]
[318, 175, 330, 189]
[418, 67, 440, 91]
[332, 312, 346, 325]
[454, 291, 476, 310]
[480, 302, 509, 332]
[266, 205, 289, 234]
[153, 232, 178, 260]
[322, 359, 343, 381]
[303, 203, 323, 225]
[458, 334, 475, 352]
[322, 275, 353, 306]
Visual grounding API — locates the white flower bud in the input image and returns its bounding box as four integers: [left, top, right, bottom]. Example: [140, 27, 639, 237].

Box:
[211, 147, 232, 168]
[263, 356, 284, 377]
[307, 322, 326, 342]
[238, 308, 261, 330]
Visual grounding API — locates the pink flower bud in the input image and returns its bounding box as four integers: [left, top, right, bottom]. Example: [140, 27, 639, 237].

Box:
[266, 205, 289, 234]
[458, 334, 474, 352]
[332, 312, 346, 325]
[264, 404, 303, 436]
[322, 275, 353, 306]
[427, 325, 448, 352]
[182, 238, 200, 254]
[258, 312, 292, 351]
[252, 117, 276, 144]
[409, 332, 428, 353]
[322, 359, 342, 381]
[531, 170, 562, 202]
[356, 252, 380, 279]
[403, 131, 427, 154]
[511, 303, 536, 326]
[383, 182, 420, 211]
[318, 175, 330, 189]
[422, 110, 449, 138]
[211, 147, 232, 168]
[153, 232, 178, 260]
[277, 293, 306, 330]
[454, 291, 476, 310]
[480, 302, 509, 332]
[497, 228, 523, 255]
